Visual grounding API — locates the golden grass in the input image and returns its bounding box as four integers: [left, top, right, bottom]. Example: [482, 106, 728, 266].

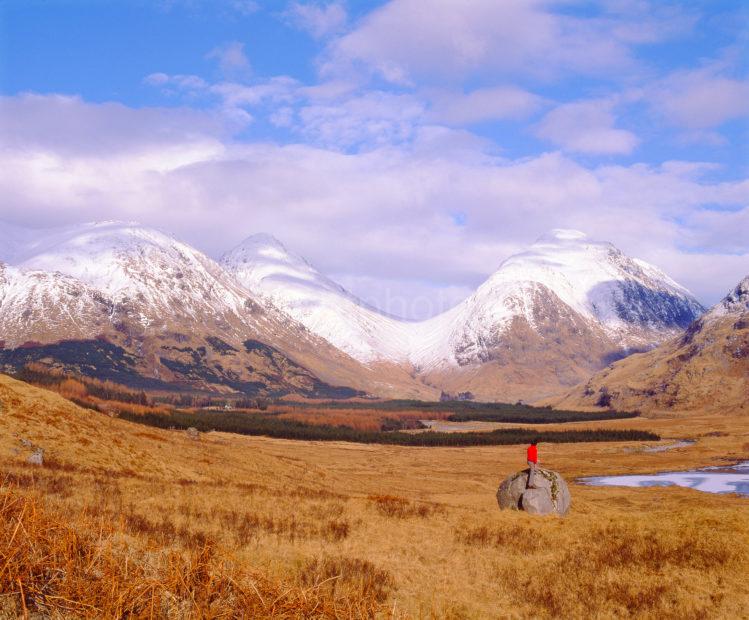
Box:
[1, 373, 748, 618]
[0, 484, 391, 618]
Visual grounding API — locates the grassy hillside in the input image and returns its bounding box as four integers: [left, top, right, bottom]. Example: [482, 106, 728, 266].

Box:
[551, 312, 749, 415]
[1, 373, 748, 618]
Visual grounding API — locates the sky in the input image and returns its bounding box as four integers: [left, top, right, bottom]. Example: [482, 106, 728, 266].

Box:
[0, 0, 747, 319]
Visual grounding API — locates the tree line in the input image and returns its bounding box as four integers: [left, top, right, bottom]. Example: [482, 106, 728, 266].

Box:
[116, 409, 659, 447]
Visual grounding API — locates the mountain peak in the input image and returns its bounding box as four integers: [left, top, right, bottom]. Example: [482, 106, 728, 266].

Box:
[709, 274, 749, 318]
[222, 233, 313, 271]
[239, 232, 287, 250]
[221, 233, 350, 301]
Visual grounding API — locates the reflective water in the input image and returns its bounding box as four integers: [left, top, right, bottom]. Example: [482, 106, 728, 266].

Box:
[580, 461, 749, 497]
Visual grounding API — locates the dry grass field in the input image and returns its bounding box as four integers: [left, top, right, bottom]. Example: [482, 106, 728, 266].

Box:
[1, 373, 748, 618]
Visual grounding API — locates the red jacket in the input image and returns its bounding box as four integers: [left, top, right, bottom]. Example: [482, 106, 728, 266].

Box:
[527, 444, 538, 463]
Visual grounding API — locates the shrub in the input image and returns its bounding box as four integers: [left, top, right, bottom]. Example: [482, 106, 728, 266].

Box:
[298, 556, 394, 605]
[367, 494, 442, 519]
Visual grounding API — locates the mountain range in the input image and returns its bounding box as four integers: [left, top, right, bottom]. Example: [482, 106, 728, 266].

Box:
[221, 228, 704, 400]
[0, 221, 710, 401]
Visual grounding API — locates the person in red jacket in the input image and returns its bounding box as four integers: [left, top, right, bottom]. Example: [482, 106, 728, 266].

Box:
[527, 439, 539, 488]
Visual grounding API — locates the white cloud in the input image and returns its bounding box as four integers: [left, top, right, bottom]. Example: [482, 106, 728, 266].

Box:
[535, 99, 639, 155]
[651, 65, 749, 129]
[297, 90, 425, 148]
[2, 94, 747, 315]
[283, 1, 347, 39]
[427, 87, 543, 125]
[319, 0, 688, 84]
[206, 41, 252, 78]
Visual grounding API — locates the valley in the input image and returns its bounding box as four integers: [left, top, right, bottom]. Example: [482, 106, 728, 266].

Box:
[0, 222, 746, 618]
[4, 5, 747, 619]
[1, 373, 748, 618]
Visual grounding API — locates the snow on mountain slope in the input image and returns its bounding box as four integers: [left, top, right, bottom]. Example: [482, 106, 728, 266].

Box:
[410, 229, 705, 368]
[221, 234, 412, 362]
[224, 229, 704, 372]
[551, 273, 749, 414]
[14, 221, 254, 332]
[0, 221, 428, 398]
[0, 220, 706, 400]
[705, 275, 749, 319]
[0, 262, 112, 345]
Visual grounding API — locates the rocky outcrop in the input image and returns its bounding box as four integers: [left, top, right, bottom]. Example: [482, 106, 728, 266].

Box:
[497, 468, 571, 516]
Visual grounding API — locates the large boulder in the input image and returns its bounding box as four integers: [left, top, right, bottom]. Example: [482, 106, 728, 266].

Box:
[496, 468, 571, 516]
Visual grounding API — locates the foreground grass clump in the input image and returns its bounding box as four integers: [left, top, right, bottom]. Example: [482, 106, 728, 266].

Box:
[116, 408, 659, 446]
[367, 494, 445, 519]
[496, 518, 741, 617]
[0, 484, 389, 618]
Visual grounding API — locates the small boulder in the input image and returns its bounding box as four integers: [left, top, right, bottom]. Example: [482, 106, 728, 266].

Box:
[26, 448, 44, 466]
[185, 427, 200, 440]
[496, 468, 571, 516]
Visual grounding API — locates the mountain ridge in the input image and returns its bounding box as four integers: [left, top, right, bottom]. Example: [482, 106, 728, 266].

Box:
[1, 220, 707, 401]
[225, 226, 706, 400]
[0, 221, 431, 399]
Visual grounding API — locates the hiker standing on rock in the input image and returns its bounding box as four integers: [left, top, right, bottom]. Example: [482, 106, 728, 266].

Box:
[526, 439, 539, 488]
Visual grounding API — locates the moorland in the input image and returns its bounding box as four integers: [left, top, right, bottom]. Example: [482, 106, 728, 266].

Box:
[1, 371, 748, 618]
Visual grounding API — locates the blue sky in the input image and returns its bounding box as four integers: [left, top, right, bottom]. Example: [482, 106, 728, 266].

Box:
[1, 0, 748, 317]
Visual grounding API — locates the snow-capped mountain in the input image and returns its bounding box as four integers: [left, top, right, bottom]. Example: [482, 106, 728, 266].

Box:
[0, 221, 707, 401]
[11, 221, 256, 335]
[224, 229, 703, 368]
[220, 228, 704, 400]
[0, 221, 410, 398]
[221, 234, 411, 362]
[0, 262, 112, 346]
[410, 229, 704, 369]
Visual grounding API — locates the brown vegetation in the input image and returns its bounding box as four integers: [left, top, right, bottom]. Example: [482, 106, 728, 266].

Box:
[367, 494, 444, 519]
[1, 373, 748, 618]
[551, 311, 749, 415]
[276, 406, 451, 431]
[0, 484, 388, 618]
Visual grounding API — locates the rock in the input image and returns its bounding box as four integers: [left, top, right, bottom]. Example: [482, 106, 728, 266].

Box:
[497, 470, 529, 510]
[496, 468, 571, 516]
[186, 427, 200, 440]
[27, 448, 44, 466]
[521, 488, 554, 515]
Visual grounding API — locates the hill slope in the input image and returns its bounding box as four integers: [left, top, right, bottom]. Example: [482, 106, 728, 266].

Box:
[1, 373, 748, 618]
[221, 233, 411, 363]
[552, 275, 749, 414]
